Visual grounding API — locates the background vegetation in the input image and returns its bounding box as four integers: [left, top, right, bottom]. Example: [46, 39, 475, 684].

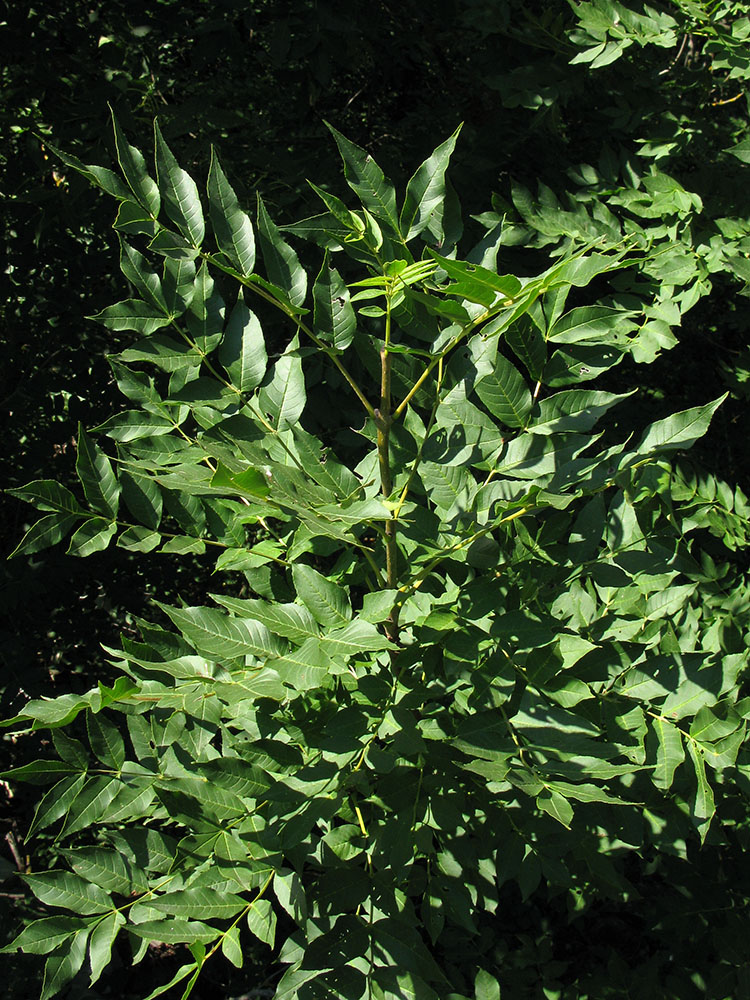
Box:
[3, 1, 750, 997]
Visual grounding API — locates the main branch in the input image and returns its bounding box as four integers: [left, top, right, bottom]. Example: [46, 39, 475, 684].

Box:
[379, 294, 400, 644]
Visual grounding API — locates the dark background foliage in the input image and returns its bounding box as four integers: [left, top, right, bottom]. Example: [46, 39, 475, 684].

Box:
[3, 1, 750, 997]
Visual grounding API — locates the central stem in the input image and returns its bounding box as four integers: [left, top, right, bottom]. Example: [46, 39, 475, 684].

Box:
[379, 292, 400, 644]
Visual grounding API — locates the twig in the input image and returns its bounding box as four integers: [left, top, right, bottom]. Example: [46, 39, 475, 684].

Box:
[5, 831, 27, 873]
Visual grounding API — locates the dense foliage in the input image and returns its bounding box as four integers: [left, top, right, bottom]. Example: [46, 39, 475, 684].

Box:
[4, 2, 750, 999]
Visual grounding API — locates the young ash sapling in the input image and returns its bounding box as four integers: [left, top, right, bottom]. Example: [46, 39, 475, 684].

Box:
[3, 115, 748, 1000]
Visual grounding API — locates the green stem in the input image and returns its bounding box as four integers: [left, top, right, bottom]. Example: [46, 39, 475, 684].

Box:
[393, 357, 444, 520]
[378, 293, 400, 643]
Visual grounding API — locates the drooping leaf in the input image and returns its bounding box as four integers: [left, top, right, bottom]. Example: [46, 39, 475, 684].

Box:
[89, 912, 126, 987]
[687, 742, 715, 843]
[40, 929, 89, 1000]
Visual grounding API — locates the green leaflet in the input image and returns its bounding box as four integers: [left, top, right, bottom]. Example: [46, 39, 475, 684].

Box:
[219, 294, 268, 392]
[256, 194, 307, 307]
[120, 470, 163, 529]
[119, 333, 202, 371]
[7, 480, 83, 516]
[126, 920, 219, 945]
[119, 238, 169, 312]
[528, 389, 633, 435]
[257, 342, 306, 431]
[24, 871, 112, 916]
[637, 395, 727, 455]
[292, 564, 351, 628]
[687, 741, 716, 843]
[400, 124, 462, 240]
[537, 786, 574, 827]
[547, 305, 636, 344]
[651, 717, 685, 790]
[474, 969, 501, 1000]
[185, 263, 225, 350]
[114, 199, 158, 238]
[212, 595, 319, 643]
[64, 847, 145, 895]
[66, 517, 117, 557]
[430, 252, 522, 308]
[41, 928, 89, 1000]
[150, 887, 246, 919]
[111, 113, 160, 217]
[325, 122, 401, 235]
[474, 354, 532, 428]
[246, 898, 276, 947]
[153, 120, 205, 247]
[9, 512, 81, 559]
[506, 316, 547, 381]
[313, 257, 357, 351]
[75, 427, 120, 518]
[86, 712, 125, 769]
[158, 603, 285, 661]
[46, 140, 131, 202]
[162, 257, 196, 315]
[89, 298, 172, 335]
[88, 912, 126, 987]
[207, 148, 256, 275]
[2, 916, 88, 957]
